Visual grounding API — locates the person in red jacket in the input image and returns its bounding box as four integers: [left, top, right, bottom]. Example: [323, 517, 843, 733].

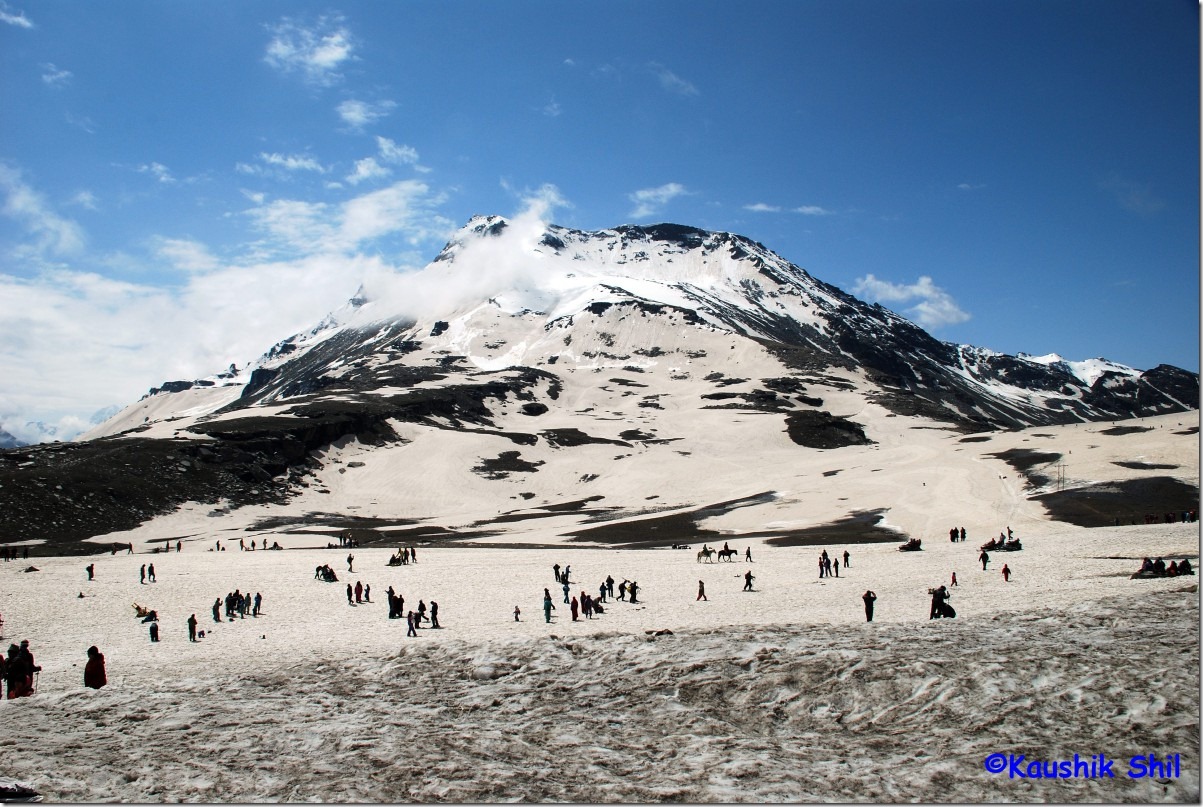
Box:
[1002, 564, 1011, 582]
[84, 646, 106, 689]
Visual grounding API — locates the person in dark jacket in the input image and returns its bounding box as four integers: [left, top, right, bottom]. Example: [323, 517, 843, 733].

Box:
[84, 646, 107, 689]
[187, 614, 198, 642]
[862, 590, 877, 622]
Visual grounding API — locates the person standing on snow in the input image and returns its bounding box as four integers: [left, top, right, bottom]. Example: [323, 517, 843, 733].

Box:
[862, 590, 877, 622]
[84, 646, 107, 689]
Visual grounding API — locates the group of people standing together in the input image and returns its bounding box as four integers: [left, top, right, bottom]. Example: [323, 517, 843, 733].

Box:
[2, 640, 40, 698]
[213, 590, 263, 625]
[384, 587, 437, 635]
[818, 549, 850, 579]
[541, 565, 641, 623]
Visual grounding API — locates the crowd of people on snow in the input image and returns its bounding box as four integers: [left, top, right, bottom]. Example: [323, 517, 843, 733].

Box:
[6, 507, 1194, 698]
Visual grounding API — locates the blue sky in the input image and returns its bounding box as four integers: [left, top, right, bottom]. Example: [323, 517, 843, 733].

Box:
[1, 0, 1198, 441]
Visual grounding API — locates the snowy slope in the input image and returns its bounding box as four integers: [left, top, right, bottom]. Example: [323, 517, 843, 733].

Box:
[4, 216, 1194, 550]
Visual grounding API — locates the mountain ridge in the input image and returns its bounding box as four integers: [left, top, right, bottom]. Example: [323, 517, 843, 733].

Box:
[0, 216, 1196, 550]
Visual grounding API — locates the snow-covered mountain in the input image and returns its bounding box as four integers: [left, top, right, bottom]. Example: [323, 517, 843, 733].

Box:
[2, 217, 1198, 549]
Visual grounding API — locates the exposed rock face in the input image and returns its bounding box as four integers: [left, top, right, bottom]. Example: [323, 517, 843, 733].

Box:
[1, 217, 1197, 548]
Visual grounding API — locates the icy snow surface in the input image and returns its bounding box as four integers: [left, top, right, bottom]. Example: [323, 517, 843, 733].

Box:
[1, 413, 1199, 802]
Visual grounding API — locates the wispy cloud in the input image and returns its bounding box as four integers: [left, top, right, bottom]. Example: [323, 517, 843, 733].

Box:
[746, 202, 833, 216]
[0, 252, 392, 441]
[265, 16, 355, 86]
[345, 138, 421, 185]
[245, 179, 451, 256]
[336, 99, 396, 129]
[137, 162, 176, 184]
[153, 237, 220, 273]
[346, 157, 389, 185]
[650, 63, 698, 96]
[957, 182, 985, 191]
[628, 182, 688, 219]
[0, 163, 85, 258]
[852, 273, 970, 330]
[40, 63, 72, 87]
[66, 113, 96, 134]
[541, 97, 562, 118]
[376, 137, 418, 166]
[259, 152, 326, 173]
[69, 190, 98, 210]
[0, 2, 32, 28]
[1098, 172, 1164, 216]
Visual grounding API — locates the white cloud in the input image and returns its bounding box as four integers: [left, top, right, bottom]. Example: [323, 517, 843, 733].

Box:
[852, 274, 970, 330]
[542, 98, 562, 117]
[0, 2, 32, 27]
[69, 190, 98, 210]
[744, 203, 781, 213]
[375, 137, 418, 165]
[154, 237, 221, 273]
[650, 63, 698, 96]
[245, 179, 451, 256]
[957, 183, 985, 191]
[628, 182, 688, 219]
[336, 99, 395, 129]
[0, 163, 85, 257]
[265, 16, 354, 86]
[360, 183, 570, 322]
[246, 198, 331, 254]
[0, 167, 461, 441]
[259, 152, 326, 173]
[345, 157, 389, 185]
[40, 63, 72, 87]
[138, 162, 175, 184]
[794, 205, 832, 216]
[0, 253, 385, 441]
